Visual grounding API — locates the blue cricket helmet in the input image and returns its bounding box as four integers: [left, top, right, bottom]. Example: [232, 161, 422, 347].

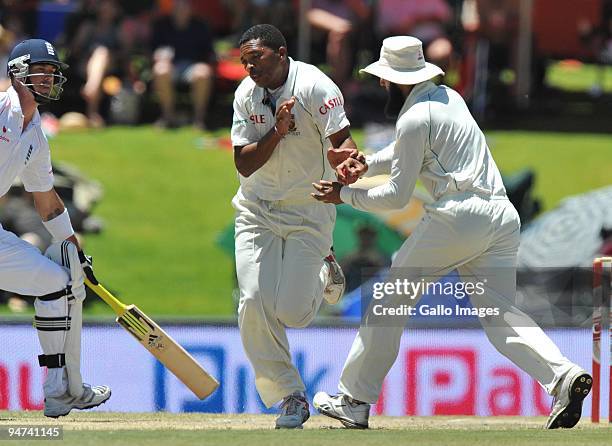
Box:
[7, 39, 68, 102]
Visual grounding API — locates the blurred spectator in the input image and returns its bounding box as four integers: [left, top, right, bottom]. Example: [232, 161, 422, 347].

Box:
[466, 0, 521, 113]
[152, 0, 216, 129]
[191, 0, 232, 36]
[226, 1, 298, 53]
[120, 0, 156, 52]
[69, 0, 123, 127]
[158, 0, 232, 36]
[472, 0, 518, 66]
[307, 0, 372, 89]
[341, 224, 390, 293]
[375, 0, 454, 73]
[0, 24, 20, 90]
[59, 0, 98, 44]
[0, 0, 38, 37]
[578, 0, 612, 95]
[0, 5, 29, 90]
[108, 1, 156, 124]
[119, 1, 155, 74]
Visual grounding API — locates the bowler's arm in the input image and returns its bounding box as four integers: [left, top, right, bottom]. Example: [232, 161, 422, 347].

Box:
[234, 97, 296, 177]
[234, 129, 284, 177]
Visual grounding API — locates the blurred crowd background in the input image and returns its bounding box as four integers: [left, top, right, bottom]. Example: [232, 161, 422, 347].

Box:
[0, 0, 610, 130]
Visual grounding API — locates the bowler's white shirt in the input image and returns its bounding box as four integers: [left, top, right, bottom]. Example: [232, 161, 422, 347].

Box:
[0, 87, 54, 198]
[231, 58, 350, 201]
[341, 81, 507, 211]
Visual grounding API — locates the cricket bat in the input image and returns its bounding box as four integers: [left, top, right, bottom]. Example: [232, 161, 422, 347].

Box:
[85, 277, 219, 399]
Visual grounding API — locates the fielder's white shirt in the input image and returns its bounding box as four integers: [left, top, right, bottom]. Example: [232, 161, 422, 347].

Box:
[231, 58, 350, 201]
[0, 87, 54, 198]
[341, 81, 507, 211]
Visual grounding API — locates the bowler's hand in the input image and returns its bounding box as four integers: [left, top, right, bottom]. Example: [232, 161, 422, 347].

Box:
[312, 180, 343, 204]
[275, 96, 296, 136]
[337, 156, 368, 185]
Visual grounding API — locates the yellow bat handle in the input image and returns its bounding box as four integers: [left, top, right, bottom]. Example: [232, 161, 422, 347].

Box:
[85, 278, 127, 316]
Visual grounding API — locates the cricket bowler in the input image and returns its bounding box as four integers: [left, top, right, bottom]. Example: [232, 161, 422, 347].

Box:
[231, 24, 359, 428]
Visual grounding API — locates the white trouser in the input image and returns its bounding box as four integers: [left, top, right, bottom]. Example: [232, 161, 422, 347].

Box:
[0, 226, 81, 397]
[0, 226, 68, 296]
[233, 190, 335, 407]
[339, 194, 576, 403]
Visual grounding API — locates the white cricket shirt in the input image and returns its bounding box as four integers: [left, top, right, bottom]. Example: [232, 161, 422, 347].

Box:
[231, 58, 350, 202]
[0, 87, 54, 198]
[341, 81, 507, 211]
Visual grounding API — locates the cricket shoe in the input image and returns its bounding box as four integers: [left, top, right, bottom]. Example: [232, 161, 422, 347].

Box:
[275, 392, 310, 429]
[313, 392, 369, 429]
[44, 384, 111, 418]
[323, 252, 345, 305]
[545, 366, 592, 429]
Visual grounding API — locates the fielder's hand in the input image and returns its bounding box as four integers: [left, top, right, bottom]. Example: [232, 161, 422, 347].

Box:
[312, 180, 343, 204]
[336, 156, 368, 185]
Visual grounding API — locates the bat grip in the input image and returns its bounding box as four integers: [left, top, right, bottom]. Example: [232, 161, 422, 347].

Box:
[85, 270, 99, 285]
[85, 278, 127, 315]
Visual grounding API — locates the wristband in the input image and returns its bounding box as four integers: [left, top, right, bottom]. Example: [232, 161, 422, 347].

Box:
[42, 208, 75, 241]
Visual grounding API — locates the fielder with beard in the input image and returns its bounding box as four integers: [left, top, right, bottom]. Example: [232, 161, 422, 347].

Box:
[311, 36, 591, 430]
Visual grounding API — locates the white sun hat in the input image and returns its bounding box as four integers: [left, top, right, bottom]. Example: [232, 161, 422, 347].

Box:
[360, 36, 444, 85]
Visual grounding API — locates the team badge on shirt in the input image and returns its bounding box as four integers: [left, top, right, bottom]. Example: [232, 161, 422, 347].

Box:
[288, 114, 297, 134]
[286, 113, 300, 136]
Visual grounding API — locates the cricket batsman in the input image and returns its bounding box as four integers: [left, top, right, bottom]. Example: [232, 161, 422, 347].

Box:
[0, 39, 111, 417]
[311, 36, 591, 429]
